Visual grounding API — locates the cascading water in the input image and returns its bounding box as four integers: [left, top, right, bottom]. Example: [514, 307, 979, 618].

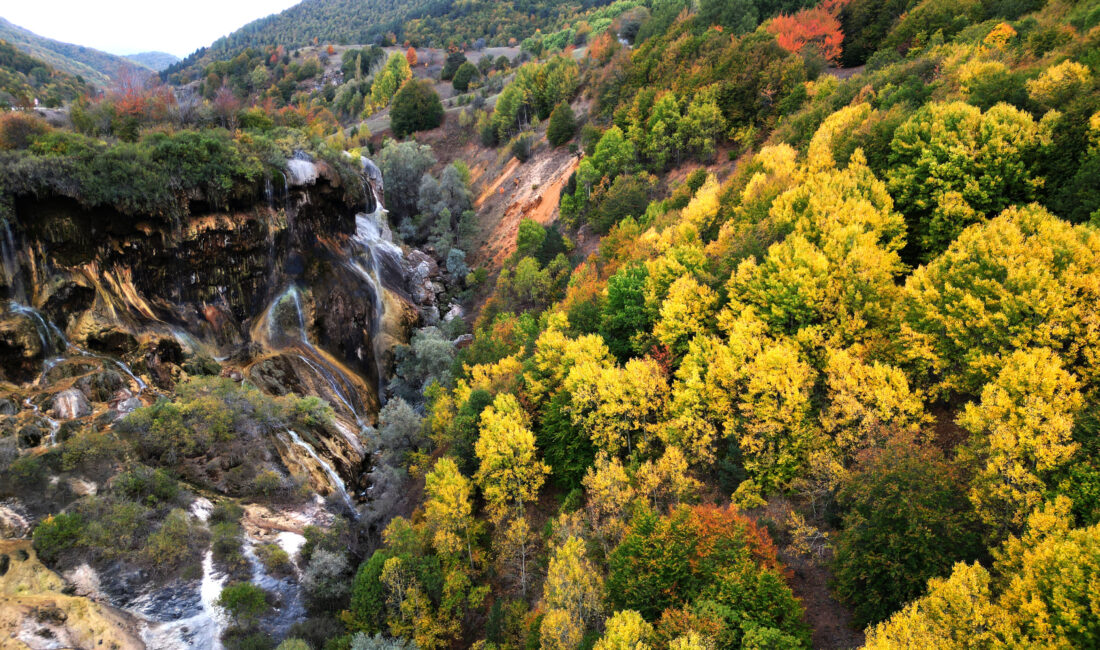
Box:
[0, 219, 24, 302]
[286, 153, 319, 187]
[346, 157, 405, 404]
[9, 301, 60, 357]
[284, 429, 356, 513]
[23, 397, 60, 445]
[243, 535, 304, 637]
[8, 301, 148, 393]
[140, 550, 227, 650]
[295, 353, 363, 426]
[265, 286, 366, 424]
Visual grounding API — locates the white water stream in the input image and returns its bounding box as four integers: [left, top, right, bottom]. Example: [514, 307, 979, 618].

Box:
[285, 429, 356, 513]
[139, 550, 227, 650]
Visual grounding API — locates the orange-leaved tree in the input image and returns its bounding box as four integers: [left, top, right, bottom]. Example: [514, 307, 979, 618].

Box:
[767, 5, 845, 65]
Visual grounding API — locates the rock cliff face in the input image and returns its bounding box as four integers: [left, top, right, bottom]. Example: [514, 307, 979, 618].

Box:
[0, 155, 437, 501]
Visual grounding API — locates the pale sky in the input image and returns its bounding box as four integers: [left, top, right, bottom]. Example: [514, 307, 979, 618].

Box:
[3, 1, 304, 58]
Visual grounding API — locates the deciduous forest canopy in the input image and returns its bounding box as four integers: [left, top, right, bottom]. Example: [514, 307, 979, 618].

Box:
[2, 0, 1100, 647]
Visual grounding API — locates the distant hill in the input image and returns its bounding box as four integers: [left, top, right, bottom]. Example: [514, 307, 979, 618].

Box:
[165, 0, 613, 79]
[0, 16, 140, 86]
[0, 38, 89, 108]
[125, 51, 180, 72]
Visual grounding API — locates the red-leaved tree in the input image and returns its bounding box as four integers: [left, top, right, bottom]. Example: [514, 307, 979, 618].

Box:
[767, 5, 846, 65]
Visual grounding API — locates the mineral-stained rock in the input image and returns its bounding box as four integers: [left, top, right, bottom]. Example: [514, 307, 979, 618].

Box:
[49, 389, 92, 420]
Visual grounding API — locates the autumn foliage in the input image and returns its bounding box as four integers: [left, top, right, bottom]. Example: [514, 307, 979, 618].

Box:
[767, 4, 846, 65]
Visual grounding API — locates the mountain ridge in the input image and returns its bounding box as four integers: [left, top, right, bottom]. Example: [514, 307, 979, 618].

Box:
[0, 16, 141, 85]
[124, 51, 180, 72]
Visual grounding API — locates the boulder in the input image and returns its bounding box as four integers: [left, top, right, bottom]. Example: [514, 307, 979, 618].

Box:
[50, 389, 92, 420]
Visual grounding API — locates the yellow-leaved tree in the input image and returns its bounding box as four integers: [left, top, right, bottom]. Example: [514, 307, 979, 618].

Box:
[423, 457, 475, 566]
[900, 204, 1100, 397]
[653, 274, 719, 358]
[821, 347, 929, 461]
[958, 348, 1083, 539]
[727, 151, 906, 351]
[866, 498, 1100, 649]
[539, 536, 604, 648]
[566, 356, 669, 458]
[583, 452, 636, 555]
[475, 394, 548, 599]
[474, 393, 549, 522]
[595, 610, 655, 650]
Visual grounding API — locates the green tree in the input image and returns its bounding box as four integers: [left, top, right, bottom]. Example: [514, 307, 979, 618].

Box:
[699, 0, 758, 34]
[547, 102, 577, 147]
[866, 500, 1100, 649]
[833, 433, 983, 627]
[677, 85, 726, 162]
[600, 264, 654, 361]
[515, 218, 547, 259]
[607, 505, 807, 645]
[441, 51, 467, 80]
[378, 139, 436, 220]
[592, 126, 636, 179]
[391, 79, 444, 138]
[452, 61, 479, 92]
[887, 101, 1049, 260]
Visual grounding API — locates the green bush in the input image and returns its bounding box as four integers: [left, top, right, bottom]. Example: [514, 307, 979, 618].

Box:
[591, 173, 654, 234]
[255, 543, 292, 576]
[115, 466, 179, 505]
[832, 435, 983, 626]
[143, 508, 202, 571]
[59, 429, 126, 471]
[547, 102, 576, 147]
[390, 80, 444, 138]
[212, 521, 249, 577]
[7, 454, 47, 487]
[452, 62, 480, 93]
[218, 582, 272, 629]
[32, 512, 83, 563]
[510, 132, 535, 162]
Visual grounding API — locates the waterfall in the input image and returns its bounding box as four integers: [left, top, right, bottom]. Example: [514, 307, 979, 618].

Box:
[0, 219, 24, 301]
[286, 155, 319, 187]
[265, 285, 366, 423]
[264, 176, 275, 210]
[278, 171, 289, 213]
[140, 550, 227, 649]
[243, 535, 304, 638]
[23, 397, 60, 445]
[8, 301, 147, 393]
[9, 301, 60, 357]
[346, 164, 404, 404]
[284, 429, 356, 514]
[295, 354, 363, 426]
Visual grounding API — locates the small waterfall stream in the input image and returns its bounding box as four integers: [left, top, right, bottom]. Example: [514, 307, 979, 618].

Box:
[265, 286, 367, 425]
[8, 301, 147, 393]
[23, 397, 60, 445]
[1, 218, 25, 302]
[243, 535, 304, 638]
[9, 301, 61, 357]
[139, 550, 227, 650]
[284, 429, 357, 513]
[346, 201, 404, 405]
